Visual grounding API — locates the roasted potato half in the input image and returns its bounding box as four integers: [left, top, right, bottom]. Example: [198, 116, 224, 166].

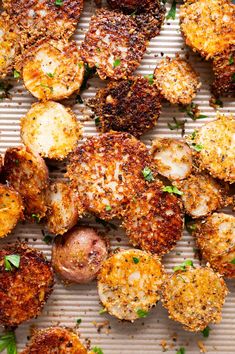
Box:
[46, 181, 84, 235]
[162, 266, 228, 332]
[20, 101, 82, 160]
[0, 243, 54, 327]
[196, 213, 235, 278]
[3, 146, 49, 221]
[192, 114, 235, 183]
[21, 327, 87, 354]
[154, 57, 201, 105]
[174, 173, 226, 218]
[151, 138, 192, 181]
[0, 184, 24, 238]
[98, 249, 164, 321]
[89, 76, 162, 137]
[122, 182, 183, 255]
[52, 227, 108, 284]
[81, 9, 147, 80]
[22, 40, 85, 101]
[180, 0, 235, 59]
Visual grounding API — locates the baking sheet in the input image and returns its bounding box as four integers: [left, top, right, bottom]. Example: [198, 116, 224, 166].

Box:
[0, 1, 235, 353]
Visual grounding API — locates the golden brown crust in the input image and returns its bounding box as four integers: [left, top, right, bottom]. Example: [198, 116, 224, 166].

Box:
[20, 101, 82, 160]
[0, 184, 24, 238]
[22, 40, 84, 101]
[66, 132, 155, 220]
[180, 0, 235, 59]
[3, 146, 49, 221]
[162, 266, 228, 332]
[80, 9, 147, 80]
[122, 182, 184, 255]
[196, 213, 235, 278]
[0, 243, 54, 327]
[98, 249, 164, 321]
[154, 57, 201, 105]
[89, 76, 162, 137]
[20, 327, 87, 354]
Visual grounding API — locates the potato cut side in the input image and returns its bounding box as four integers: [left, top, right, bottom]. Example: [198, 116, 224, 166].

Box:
[0, 184, 24, 238]
[154, 57, 200, 104]
[23, 40, 85, 101]
[98, 249, 164, 321]
[21, 101, 82, 160]
[151, 138, 192, 181]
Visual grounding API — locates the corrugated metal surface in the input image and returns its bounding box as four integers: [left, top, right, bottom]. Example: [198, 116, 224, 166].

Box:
[0, 1, 234, 353]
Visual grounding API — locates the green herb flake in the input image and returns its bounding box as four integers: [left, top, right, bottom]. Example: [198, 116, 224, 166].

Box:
[94, 117, 100, 126]
[92, 347, 104, 354]
[166, 0, 177, 20]
[76, 95, 83, 104]
[4, 254, 20, 272]
[133, 257, 139, 264]
[105, 205, 112, 211]
[168, 117, 187, 136]
[39, 83, 53, 92]
[0, 331, 17, 354]
[202, 326, 211, 338]
[176, 347, 185, 354]
[136, 309, 148, 318]
[14, 159, 19, 166]
[215, 98, 223, 107]
[162, 185, 183, 196]
[31, 213, 40, 223]
[191, 130, 197, 140]
[13, 70, 20, 79]
[144, 74, 154, 85]
[46, 72, 54, 78]
[191, 143, 203, 152]
[229, 56, 234, 65]
[173, 259, 194, 272]
[99, 308, 107, 315]
[43, 234, 53, 244]
[55, 0, 63, 5]
[230, 258, 235, 264]
[113, 59, 121, 68]
[142, 167, 155, 182]
[76, 318, 82, 325]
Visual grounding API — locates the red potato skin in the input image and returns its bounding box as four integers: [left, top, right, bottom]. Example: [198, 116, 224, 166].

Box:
[52, 227, 108, 284]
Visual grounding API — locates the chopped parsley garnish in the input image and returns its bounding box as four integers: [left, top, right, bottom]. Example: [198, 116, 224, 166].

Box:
[95, 217, 117, 230]
[94, 117, 100, 126]
[168, 117, 187, 136]
[186, 222, 196, 234]
[215, 98, 223, 107]
[43, 234, 53, 244]
[230, 258, 235, 264]
[76, 95, 83, 104]
[202, 326, 211, 338]
[105, 205, 112, 211]
[191, 143, 203, 152]
[76, 318, 82, 325]
[173, 259, 194, 272]
[229, 56, 234, 65]
[14, 159, 19, 165]
[136, 309, 148, 318]
[144, 74, 154, 85]
[190, 130, 197, 140]
[133, 257, 139, 264]
[31, 213, 40, 223]
[162, 185, 183, 196]
[55, 0, 63, 5]
[0, 331, 17, 354]
[40, 83, 53, 92]
[46, 72, 54, 78]
[166, 0, 177, 20]
[92, 347, 104, 354]
[180, 103, 207, 120]
[113, 59, 121, 68]
[13, 70, 20, 79]
[142, 167, 155, 182]
[99, 308, 107, 315]
[4, 254, 20, 272]
[176, 348, 185, 354]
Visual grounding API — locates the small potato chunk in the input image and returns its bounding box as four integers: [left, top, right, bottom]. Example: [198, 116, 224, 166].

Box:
[196, 213, 235, 278]
[80, 9, 147, 80]
[0, 184, 24, 238]
[98, 249, 164, 321]
[3, 146, 49, 221]
[20, 101, 82, 160]
[162, 266, 228, 332]
[46, 181, 84, 235]
[151, 138, 192, 181]
[21, 327, 88, 354]
[193, 114, 235, 183]
[154, 57, 201, 105]
[52, 227, 108, 284]
[175, 173, 226, 218]
[23, 40, 85, 101]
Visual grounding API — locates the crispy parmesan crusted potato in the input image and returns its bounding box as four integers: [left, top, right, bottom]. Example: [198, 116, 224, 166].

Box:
[98, 249, 164, 321]
[80, 9, 147, 80]
[20, 101, 82, 160]
[196, 213, 235, 278]
[107, 0, 158, 11]
[3, 146, 49, 221]
[180, 0, 235, 60]
[174, 173, 226, 218]
[162, 266, 228, 332]
[193, 114, 235, 183]
[46, 181, 84, 235]
[154, 57, 201, 105]
[21, 327, 88, 354]
[66, 132, 154, 220]
[0, 12, 18, 78]
[0, 184, 24, 238]
[22, 40, 84, 101]
[0, 243, 54, 327]
[3, 0, 84, 48]
[89, 77, 162, 137]
[151, 138, 192, 181]
[52, 227, 108, 284]
[122, 182, 183, 255]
